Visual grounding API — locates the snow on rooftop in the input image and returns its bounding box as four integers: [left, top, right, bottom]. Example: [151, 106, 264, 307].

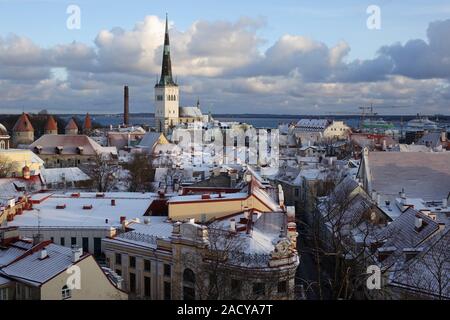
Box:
[0, 243, 81, 286]
[168, 192, 248, 203]
[368, 152, 450, 200]
[9, 192, 157, 229]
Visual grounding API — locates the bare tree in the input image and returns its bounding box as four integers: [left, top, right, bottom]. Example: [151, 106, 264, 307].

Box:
[0, 155, 13, 178]
[181, 226, 289, 300]
[297, 176, 394, 300]
[84, 153, 119, 192]
[394, 231, 449, 300]
[124, 152, 155, 192]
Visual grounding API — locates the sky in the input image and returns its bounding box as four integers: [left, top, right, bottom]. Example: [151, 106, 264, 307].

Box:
[0, 0, 450, 115]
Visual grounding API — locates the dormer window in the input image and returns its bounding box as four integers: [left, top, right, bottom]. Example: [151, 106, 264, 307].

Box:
[55, 146, 64, 154]
[77, 146, 84, 155]
[34, 145, 42, 154]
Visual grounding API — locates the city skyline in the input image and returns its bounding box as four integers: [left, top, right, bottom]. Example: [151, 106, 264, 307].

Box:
[0, 1, 450, 115]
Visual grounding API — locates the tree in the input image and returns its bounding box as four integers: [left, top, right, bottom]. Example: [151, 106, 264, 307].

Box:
[0, 155, 13, 178]
[84, 154, 119, 192]
[297, 176, 394, 300]
[125, 152, 155, 192]
[181, 225, 291, 300]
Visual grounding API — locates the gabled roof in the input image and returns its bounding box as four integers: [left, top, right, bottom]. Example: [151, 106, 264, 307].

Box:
[377, 208, 440, 268]
[137, 132, 169, 150]
[0, 242, 87, 287]
[29, 134, 112, 156]
[388, 228, 449, 299]
[13, 113, 34, 132]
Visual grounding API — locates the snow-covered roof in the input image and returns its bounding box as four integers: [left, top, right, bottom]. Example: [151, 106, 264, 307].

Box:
[179, 107, 203, 118]
[9, 192, 157, 229]
[41, 167, 91, 184]
[0, 243, 87, 286]
[106, 217, 173, 249]
[29, 134, 116, 156]
[296, 119, 329, 130]
[168, 192, 249, 203]
[367, 152, 450, 201]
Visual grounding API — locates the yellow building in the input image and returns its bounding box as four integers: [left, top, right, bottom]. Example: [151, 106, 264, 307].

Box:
[0, 149, 44, 178]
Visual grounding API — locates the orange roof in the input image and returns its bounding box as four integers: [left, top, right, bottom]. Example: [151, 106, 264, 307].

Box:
[83, 113, 92, 129]
[45, 115, 58, 131]
[65, 118, 78, 131]
[13, 113, 34, 132]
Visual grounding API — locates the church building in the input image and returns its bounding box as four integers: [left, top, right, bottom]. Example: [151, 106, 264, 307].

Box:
[154, 15, 204, 133]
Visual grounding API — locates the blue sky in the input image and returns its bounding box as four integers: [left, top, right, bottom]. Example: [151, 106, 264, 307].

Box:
[0, 0, 450, 114]
[2, 0, 449, 58]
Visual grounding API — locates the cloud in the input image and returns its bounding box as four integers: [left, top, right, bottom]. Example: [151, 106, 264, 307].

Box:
[0, 16, 449, 114]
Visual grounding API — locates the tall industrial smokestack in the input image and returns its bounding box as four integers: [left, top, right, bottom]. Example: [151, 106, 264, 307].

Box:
[124, 85, 129, 127]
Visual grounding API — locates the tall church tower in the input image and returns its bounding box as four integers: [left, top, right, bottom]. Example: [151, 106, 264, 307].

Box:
[155, 14, 179, 133]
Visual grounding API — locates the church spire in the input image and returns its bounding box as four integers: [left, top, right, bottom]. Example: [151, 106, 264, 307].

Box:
[158, 13, 176, 87]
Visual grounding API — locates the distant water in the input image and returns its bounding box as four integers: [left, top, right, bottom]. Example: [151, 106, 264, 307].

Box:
[62, 114, 449, 130]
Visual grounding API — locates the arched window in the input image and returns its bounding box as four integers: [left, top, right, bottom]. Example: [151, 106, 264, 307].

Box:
[183, 268, 195, 300]
[183, 269, 195, 284]
[0, 140, 4, 149]
[62, 285, 71, 299]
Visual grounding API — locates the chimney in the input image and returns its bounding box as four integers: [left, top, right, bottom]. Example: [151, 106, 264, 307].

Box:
[415, 216, 423, 230]
[40, 249, 48, 260]
[124, 85, 129, 127]
[230, 219, 236, 233]
[71, 247, 83, 263]
[111, 199, 116, 206]
[441, 131, 447, 142]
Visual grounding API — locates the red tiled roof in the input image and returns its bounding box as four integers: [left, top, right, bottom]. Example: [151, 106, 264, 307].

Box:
[12, 113, 34, 132]
[65, 118, 78, 131]
[44, 115, 58, 131]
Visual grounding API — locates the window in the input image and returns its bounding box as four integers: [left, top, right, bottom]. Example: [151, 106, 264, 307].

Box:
[82, 237, 89, 253]
[144, 276, 151, 298]
[231, 279, 241, 294]
[144, 259, 151, 272]
[0, 288, 9, 300]
[93, 238, 102, 257]
[62, 285, 71, 300]
[71, 237, 77, 246]
[183, 268, 196, 300]
[164, 281, 171, 300]
[295, 188, 300, 197]
[278, 281, 287, 293]
[129, 256, 136, 269]
[183, 269, 195, 284]
[129, 273, 136, 293]
[164, 264, 171, 277]
[115, 269, 122, 276]
[60, 237, 65, 246]
[252, 283, 265, 296]
[115, 253, 122, 265]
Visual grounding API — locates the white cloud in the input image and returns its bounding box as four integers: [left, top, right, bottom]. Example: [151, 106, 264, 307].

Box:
[0, 16, 449, 114]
